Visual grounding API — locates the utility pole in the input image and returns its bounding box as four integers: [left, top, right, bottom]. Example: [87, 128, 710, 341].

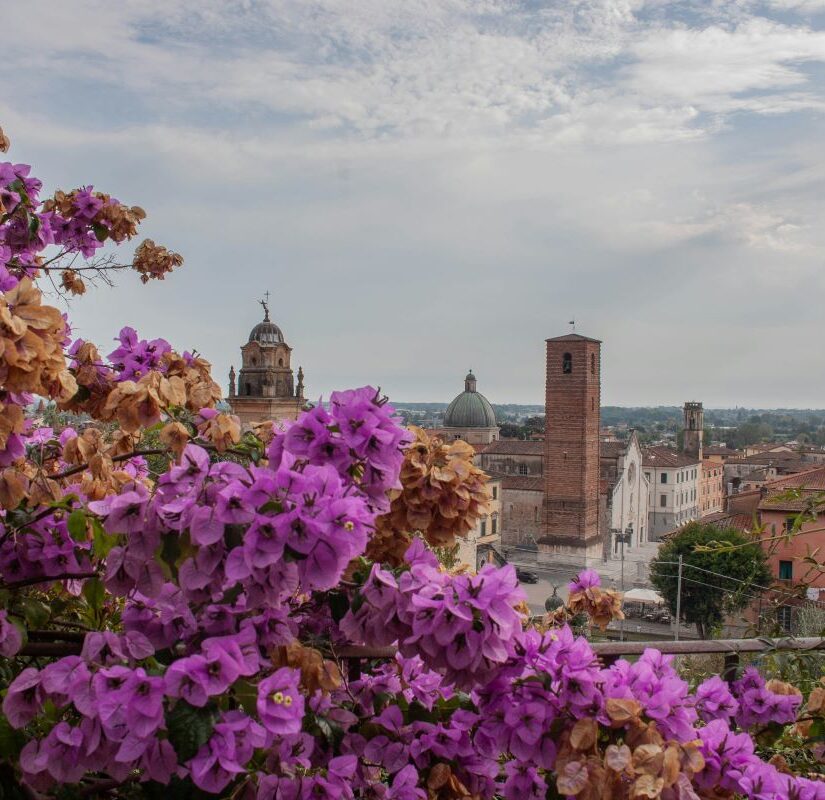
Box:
[613, 525, 632, 641]
[674, 554, 683, 641]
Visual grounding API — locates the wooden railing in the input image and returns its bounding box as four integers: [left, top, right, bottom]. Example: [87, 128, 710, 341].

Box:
[337, 637, 825, 680]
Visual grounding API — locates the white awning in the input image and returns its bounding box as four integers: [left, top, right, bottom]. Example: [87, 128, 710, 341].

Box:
[623, 588, 666, 605]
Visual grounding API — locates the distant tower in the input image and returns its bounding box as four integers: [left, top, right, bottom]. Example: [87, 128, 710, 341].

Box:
[683, 401, 704, 461]
[538, 333, 603, 566]
[227, 297, 307, 425]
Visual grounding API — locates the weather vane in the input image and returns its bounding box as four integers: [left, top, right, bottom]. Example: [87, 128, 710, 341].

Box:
[569, 318, 576, 332]
[260, 291, 271, 321]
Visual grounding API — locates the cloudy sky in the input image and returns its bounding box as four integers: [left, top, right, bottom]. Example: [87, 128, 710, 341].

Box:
[2, 0, 825, 407]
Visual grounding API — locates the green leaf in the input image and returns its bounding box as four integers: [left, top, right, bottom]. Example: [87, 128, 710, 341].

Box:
[67, 509, 88, 542]
[92, 222, 109, 242]
[19, 600, 49, 629]
[91, 519, 118, 558]
[166, 701, 217, 762]
[232, 679, 258, 715]
[48, 493, 79, 511]
[406, 700, 436, 724]
[314, 715, 345, 748]
[82, 578, 105, 613]
[327, 591, 349, 623]
[0, 715, 24, 760]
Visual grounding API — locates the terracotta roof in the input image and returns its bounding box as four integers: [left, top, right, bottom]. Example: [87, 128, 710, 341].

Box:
[545, 333, 601, 343]
[498, 474, 544, 492]
[705, 446, 741, 456]
[642, 447, 700, 469]
[700, 511, 755, 534]
[765, 467, 825, 490]
[757, 466, 825, 511]
[600, 440, 627, 459]
[481, 439, 543, 456]
[727, 451, 802, 465]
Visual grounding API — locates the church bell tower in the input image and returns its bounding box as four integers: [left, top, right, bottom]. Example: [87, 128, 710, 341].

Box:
[538, 333, 603, 566]
[227, 296, 307, 425]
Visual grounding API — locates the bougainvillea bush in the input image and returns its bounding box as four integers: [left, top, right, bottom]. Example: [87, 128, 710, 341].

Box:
[1, 126, 824, 800]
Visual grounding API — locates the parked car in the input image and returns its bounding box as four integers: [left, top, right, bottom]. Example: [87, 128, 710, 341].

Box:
[516, 567, 539, 584]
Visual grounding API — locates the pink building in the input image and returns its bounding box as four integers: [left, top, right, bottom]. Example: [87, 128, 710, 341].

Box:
[711, 467, 825, 632]
[700, 460, 724, 517]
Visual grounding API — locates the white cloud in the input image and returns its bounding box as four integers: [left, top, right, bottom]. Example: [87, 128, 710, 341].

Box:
[2, 0, 825, 405]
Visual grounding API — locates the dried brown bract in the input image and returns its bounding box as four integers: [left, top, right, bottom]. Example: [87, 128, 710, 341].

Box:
[371, 427, 490, 564]
[133, 238, 183, 283]
[60, 269, 86, 296]
[567, 584, 624, 631]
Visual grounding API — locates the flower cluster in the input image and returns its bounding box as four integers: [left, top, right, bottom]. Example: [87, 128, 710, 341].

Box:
[108, 326, 172, 381]
[732, 666, 803, 729]
[342, 539, 525, 687]
[41, 186, 146, 257]
[270, 386, 412, 513]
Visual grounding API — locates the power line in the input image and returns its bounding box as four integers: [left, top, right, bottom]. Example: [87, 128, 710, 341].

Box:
[654, 573, 765, 604]
[654, 560, 822, 606]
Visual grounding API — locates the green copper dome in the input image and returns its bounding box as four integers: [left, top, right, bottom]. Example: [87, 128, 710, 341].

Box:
[443, 371, 497, 428]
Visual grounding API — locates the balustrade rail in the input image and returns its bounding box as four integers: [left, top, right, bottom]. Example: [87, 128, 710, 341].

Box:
[337, 637, 825, 680]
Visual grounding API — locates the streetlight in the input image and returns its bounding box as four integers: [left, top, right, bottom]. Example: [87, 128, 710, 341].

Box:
[612, 524, 633, 641]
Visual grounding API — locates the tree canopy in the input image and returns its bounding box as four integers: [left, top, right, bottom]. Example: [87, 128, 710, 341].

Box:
[650, 522, 772, 639]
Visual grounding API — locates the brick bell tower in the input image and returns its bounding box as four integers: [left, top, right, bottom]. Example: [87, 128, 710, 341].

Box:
[538, 333, 603, 566]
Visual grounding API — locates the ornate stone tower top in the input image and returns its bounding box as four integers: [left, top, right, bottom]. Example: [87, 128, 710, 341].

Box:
[227, 297, 307, 425]
[682, 401, 704, 461]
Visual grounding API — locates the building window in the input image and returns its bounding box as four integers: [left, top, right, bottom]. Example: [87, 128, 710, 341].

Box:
[660, 473, 667, 484]
[492, 486, 498, 499]
[784, 516, 795, 533]
[590, 353, 596, 375]
[245, 382, 251, 395]
[518, 464, 528, 475]
[777, 606, 793, 632]
[779, 560, 793, 580]
[534, 507, 539, 522]
[492, 516, 498, 535]
[509, 504, 514, 514]
[660, 494, 667, 508]
[480, 520, 487, 536]
[562, 352, 572, 373]
[645, 472, 651, 482]
[278, 358, 284, 366]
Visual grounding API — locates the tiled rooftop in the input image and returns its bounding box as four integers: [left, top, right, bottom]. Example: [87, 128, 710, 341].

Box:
[642, 446, 701, 468]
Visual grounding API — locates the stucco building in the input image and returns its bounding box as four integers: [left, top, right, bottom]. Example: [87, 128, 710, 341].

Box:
[707, 467, 825, 632]
[700, 460, 725, 516]
[456, 476, 503, 569]
[227, 299, 306, 425]
[643, 447, 701, 539]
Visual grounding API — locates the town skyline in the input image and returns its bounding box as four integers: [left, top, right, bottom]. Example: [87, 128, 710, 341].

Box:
[2, 1, 824, 408]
